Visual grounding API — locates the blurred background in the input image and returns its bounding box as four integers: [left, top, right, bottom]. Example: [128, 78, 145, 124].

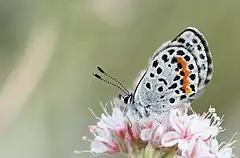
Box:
[0, 0, 239, 158]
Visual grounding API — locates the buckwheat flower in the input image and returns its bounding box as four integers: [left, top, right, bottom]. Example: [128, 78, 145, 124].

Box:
[162, 109, 203, 150]
[96, 106, 126, 136]
[90, 127, 119, 153]
[82, 102, 146, 155]
[179, 138, 212, 158]
[139, 110, 173, 144]
[80, 101, 236, 158]
[140, 118, 165, 144]
[161, 107, 222, 153]
[209, 136, 237, 158]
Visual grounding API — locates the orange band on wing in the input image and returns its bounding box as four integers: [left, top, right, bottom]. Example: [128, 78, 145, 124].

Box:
[177, 57, 191, 94]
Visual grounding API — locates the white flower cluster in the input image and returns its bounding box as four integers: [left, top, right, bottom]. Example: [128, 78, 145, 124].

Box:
[81, 100, 236, 158]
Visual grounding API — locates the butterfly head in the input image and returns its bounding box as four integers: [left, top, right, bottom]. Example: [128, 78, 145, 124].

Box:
[118, 92, 134, 104]
[93, 66, 134, 105]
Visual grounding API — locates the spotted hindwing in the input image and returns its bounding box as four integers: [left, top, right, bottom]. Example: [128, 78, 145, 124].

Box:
[133, 27, 212, 114]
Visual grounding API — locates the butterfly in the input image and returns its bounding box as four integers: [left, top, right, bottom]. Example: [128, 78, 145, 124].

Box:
[94, 27, 213, 117]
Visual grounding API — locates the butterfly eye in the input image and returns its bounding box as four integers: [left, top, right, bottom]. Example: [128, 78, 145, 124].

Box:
[123, 96, 130, 104]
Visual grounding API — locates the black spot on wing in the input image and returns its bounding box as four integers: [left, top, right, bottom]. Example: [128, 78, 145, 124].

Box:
[177, 50, 185, 56]
[192, 38, 197, 43]
[169, 98, 175, 103]
[180, 71, 185, 76]
[175, 90, 180, 94]
[197, 45, 202, 51]
[158, 78, 167, 86]
[146, 83, 151, 89]
[200, 54, 205, 59]
[177, 63, 182, 69]
[152, 60, 159, 68]
[184, 55, 190, 61]
[180, 95, 187, 100]
[162, 54, 169, 62]
[188, 64, 194, 70]
[180, 87, 185, 93]
[178, 38, 185, 44]
[190, 85, 196, 92]
[186, 42, 191, 47]
[205, 79, 211, 85]
[168, 49, 175, 55]
[173, 75, 180, 81]
[158, 86, 163, 92]
[189, 74, 196, 80]
[201, 64, 206, 70]
[150, 73, 155, 78]
[157, 67, 162, 74]
[168, 83, 177, 90]
[180, 79, 184, 85]
[171, 57, 177, 64]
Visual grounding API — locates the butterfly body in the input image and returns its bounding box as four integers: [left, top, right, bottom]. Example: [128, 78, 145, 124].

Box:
[127, 27, 213, 117]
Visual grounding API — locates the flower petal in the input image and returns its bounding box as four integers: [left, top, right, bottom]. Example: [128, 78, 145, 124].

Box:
[178, 137, 197, 152]
[112, 108, 125, 124]
[152, 124, 164, 142]
[210, 139, 219, 153]
[169, 109, 185, 134]
[162, 131, 181, 147]
[216, 147, 232, 158]
[91, 140, 108, 153]
[193, 139, 211, 157]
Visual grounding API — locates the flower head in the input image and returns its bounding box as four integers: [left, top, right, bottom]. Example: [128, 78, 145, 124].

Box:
[80, 100, 236, 158]
[161, 108, 222, 153]
[86, 102, 144, 154]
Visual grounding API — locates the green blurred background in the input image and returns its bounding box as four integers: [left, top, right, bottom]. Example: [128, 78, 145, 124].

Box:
[0, 0, 239, 158]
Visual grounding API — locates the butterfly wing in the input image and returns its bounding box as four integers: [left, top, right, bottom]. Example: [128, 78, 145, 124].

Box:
[133, 27, 212, 114]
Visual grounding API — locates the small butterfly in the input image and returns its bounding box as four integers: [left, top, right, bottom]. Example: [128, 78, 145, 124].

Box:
[94, 27, 213, 117]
